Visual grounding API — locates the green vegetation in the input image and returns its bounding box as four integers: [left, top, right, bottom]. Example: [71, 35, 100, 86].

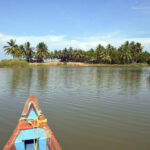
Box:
[19, 42, 34, 62]
[2, 39, 150, 65]
[35, 42, 49, 62]
[50, 41, 149, 64]
[147, 57, 150, 65]
[64, 61, 67, 65]
[0, 60, 29, 67]
[3, 39, 21, 59]
[3, 40, 48, 63]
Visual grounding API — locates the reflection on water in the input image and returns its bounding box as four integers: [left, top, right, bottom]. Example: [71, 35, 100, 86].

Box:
[37, 67, 49, 89]
[119, 68, 142, 93]
[8, 67, 145, 94]
[0, 66, 150, 150]
[11, 68, 21, 92]
[147, 75, 150, 87]
[10, 68, 33, 93]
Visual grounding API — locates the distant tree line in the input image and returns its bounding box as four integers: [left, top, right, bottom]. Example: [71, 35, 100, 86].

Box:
[3, 39, 150, 64]
[3, 39, 48, 62]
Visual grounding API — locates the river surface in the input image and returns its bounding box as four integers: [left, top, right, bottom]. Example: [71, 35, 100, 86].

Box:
[0, 66, 150, 150]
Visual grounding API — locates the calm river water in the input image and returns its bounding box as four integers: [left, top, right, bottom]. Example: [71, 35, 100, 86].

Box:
[0, 66, 150, 150]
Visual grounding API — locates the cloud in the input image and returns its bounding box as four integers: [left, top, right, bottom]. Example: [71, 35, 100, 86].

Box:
[0, 32, 150, 56]
[0, 32, 110, 50]
[77, 32, 120, 41]
[70, 40, 108, 50]
[0, 33, 65, 45]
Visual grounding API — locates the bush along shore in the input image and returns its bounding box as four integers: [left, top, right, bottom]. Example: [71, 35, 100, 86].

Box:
[2, 39, 150, 65]
[0, 60, 29, 67]
[0, 60, 148, 68]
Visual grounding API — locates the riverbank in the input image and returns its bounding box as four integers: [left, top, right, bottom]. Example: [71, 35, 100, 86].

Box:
[0, 60, 148, 67]
[30, 61, 148, 67]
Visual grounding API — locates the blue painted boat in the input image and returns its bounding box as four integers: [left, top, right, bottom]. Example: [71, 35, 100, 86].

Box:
[4, 95, 62, 150]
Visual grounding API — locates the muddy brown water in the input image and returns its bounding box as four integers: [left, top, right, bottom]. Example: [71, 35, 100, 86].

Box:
[0, 66, 150, 150]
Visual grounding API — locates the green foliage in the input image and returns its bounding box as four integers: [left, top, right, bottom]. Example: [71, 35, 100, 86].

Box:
[147, 57, 150, 65]
[64, 61, 67, 65]
[96, 44, 105, 63]
[118, 41, 144, 64]
[49, 41, 147, 64]
[111, 49, 120, 64]
[118, 41, 132, 64]
[0, 60, 28, 67]
[3, 39, 22, 59]
[19, 42, 34, 62]
[35, 42, 49, 62]
[3, 39, 150, 64]
[138, 51, 150, 63]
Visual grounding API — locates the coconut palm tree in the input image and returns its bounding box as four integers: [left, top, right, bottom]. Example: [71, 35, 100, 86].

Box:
[85, 48, 96, 63]
[100, 49, 112, 64]
[35, 42, 49, 62]
[134, 42, 143, 62]
[118, 41, 132, 64]
[3, 39, 21, 59]
[68, 47, 73, 61]
[19, 42, 34, 62]
[96, 44, 105, 63]
[61, 48, 68, 62]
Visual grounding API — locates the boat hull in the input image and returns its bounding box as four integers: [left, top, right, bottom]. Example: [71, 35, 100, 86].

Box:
[3, 95, 62, 150]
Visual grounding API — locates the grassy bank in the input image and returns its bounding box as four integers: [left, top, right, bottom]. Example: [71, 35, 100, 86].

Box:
[0, 60, 29, 68]
[0, 60, 148, 68]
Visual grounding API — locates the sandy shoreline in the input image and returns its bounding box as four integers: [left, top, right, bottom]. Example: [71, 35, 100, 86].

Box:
[29, 62, 148, 67]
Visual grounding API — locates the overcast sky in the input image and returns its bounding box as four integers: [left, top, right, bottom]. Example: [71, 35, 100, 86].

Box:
[0, 0, 150, 59]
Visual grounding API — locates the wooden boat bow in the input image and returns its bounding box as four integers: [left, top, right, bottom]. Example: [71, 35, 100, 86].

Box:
[3, 95, 62, 150]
